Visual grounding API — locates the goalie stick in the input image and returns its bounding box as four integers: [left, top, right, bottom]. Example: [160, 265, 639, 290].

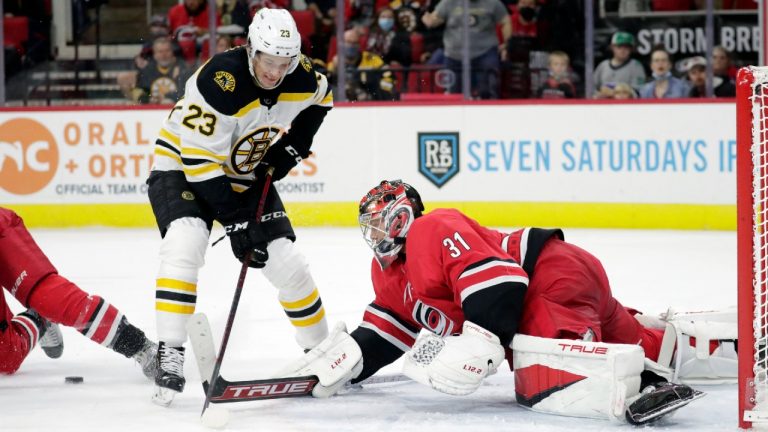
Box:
[187, 313, 409, 403]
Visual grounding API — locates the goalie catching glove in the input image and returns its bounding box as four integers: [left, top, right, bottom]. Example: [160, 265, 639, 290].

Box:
[273, 322, 363, 398]
[403, 321, 506, 396]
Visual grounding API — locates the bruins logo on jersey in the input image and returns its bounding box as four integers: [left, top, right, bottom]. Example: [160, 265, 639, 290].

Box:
[300, 54, 312, 73]
[214, 71, 236, 92]
[231, 126, 285, 175]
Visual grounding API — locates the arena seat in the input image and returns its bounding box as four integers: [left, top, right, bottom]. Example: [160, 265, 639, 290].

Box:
[290, 10, 315, 38]
[4, 16, 29, 55]
[410, 32, 424, 64]
[177, 39, 198, 65]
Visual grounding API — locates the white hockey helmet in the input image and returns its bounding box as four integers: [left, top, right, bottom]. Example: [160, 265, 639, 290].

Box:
[247, 8, 301, 86]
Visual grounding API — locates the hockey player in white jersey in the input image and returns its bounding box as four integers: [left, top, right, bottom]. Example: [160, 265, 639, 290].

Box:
[147, 8, 332, 406]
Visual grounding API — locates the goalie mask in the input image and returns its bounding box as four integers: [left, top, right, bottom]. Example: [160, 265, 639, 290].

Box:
[358, 180, 424, 269]
[247, 8, 301, 89]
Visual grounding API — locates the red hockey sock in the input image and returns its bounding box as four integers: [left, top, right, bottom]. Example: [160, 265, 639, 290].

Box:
[0, 308, 35, 374]
[639, 326, 666, 362]
[27, 274, 124, 347]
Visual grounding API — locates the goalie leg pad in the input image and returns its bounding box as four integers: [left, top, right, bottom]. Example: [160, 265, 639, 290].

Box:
[649, 307, 737, 384]
[512, 334, 644, 421]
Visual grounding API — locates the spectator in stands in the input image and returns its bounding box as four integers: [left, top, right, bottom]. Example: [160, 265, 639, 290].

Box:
[219, 0, 252, 37]
[509, 0, 538, 38]
[683, 55, 736, 98]
[128, 37, 191, 105]
[594, 82, 637, 100]
[421, 0, 512, 99]
[536, 50, 576, 99]
[592, 31, 646, 97]
[328, 28, 397, 101]
[167, 0, 221, 37]
[639, 46, 690, 99]
[612, 82, 637, 99]
[366, 7, 412, 68]
[639, 46, 689, 99]
[712, 45, 737, 81]
[394, 2, 421, 34]
[349, 0, 377, 30]
[217, 34, 234, 53]
[137, 15, 174, 60]
[307, 0, 337, 67]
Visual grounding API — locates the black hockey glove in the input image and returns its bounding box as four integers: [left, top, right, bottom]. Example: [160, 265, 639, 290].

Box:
[220, 211, 269, 268]
[254, 141, 305, 182]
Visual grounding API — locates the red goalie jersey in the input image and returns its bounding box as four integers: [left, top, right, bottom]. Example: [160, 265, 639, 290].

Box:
[349, 208, 664, 382]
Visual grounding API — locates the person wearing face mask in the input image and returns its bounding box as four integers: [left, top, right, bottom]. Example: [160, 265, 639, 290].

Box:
[510, 0, 538, 38]
[132, 37, 193, 104]
[638, 46, 689, 99]
[366, 7, 412, 69]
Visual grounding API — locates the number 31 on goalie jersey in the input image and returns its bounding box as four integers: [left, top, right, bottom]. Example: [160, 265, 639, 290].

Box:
[443, 232, 471, 258]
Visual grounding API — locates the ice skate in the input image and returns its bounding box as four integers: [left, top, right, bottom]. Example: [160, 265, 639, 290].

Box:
[22, 309, 64, 359]
[625, 381, 705, 425]
[133, 339, 159, 380]
[152, 342, 186, 407]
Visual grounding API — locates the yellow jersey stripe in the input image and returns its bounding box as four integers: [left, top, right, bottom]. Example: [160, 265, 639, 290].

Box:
[320, 91, 333, 105]
[278, 93, 314, 102]
[156, 278, 197, 292]
[154, 146, 181, 162]
[280, 288, 320, 310]
[181, 147, 227, 162]
[184, 163, 222, 177]
[159, 128, 180, 146]
[234, 99, 261, 118]
[156, 302, 196, 314]
[289, 308, 326, 327]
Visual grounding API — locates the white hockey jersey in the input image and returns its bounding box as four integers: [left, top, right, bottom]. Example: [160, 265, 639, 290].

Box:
[152, 46, 333, 194]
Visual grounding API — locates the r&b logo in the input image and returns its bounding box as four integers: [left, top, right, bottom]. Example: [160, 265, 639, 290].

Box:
[0, 118, 59, 194]
[418, 132, 459, 188]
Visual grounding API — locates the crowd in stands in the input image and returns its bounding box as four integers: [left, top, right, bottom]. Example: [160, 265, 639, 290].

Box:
[0, 0, 757, 103]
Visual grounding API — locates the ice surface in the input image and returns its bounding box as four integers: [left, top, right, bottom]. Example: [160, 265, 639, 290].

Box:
[0, 226, 738, 431]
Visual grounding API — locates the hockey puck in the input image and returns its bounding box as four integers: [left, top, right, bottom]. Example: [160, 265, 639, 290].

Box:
[64, 376, 84, 384]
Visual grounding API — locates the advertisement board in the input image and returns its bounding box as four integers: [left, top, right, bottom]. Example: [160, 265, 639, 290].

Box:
[0, 101, 736, 229]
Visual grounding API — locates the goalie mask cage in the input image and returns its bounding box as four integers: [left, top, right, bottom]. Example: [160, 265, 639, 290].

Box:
[739, 66, 768, 429]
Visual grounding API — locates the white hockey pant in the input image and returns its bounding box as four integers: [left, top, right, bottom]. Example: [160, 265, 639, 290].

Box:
[155, 217, 209, 346]
[261, 238, 328, 350]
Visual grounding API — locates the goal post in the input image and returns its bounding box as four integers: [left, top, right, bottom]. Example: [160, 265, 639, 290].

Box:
[738, 66, 768, 429]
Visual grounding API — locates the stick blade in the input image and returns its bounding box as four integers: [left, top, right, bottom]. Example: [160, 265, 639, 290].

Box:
[187, 312, 217, 385]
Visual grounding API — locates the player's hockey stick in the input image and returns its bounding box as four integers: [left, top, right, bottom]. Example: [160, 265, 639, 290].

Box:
[201, 168, 274, 415]
[187, 313, 409, 404]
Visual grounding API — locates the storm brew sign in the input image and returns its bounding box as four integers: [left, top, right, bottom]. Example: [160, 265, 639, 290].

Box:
[600, 12, 759, 66]
[418, 132, 460, 188]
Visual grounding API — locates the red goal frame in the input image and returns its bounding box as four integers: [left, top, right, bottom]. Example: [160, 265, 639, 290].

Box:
[738, 66, 768, 429]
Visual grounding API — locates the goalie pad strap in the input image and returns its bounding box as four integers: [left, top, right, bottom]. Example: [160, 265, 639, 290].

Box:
[512, 334, 644, 421]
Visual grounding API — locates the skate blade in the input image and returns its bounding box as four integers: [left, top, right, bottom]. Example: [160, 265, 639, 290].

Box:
[151, 386, 179, 407]
[626, 389, 706, 425]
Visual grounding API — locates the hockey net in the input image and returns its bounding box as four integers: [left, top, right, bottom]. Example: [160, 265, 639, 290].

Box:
[739, 66, 768, 429]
